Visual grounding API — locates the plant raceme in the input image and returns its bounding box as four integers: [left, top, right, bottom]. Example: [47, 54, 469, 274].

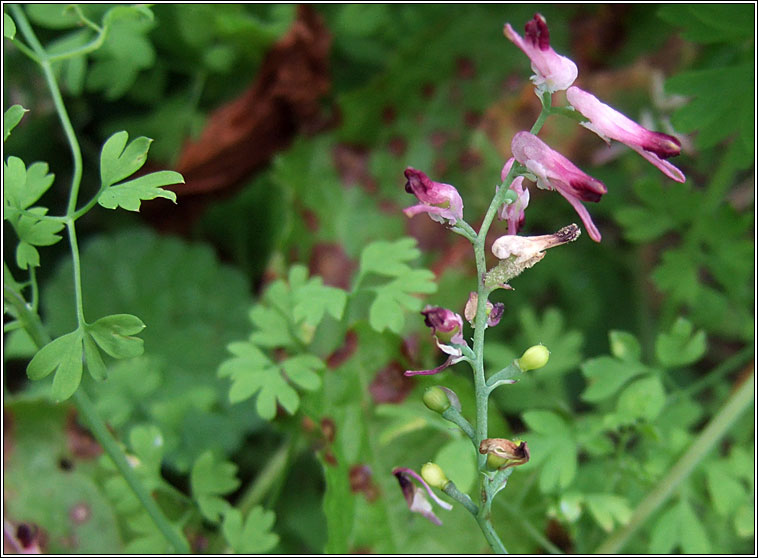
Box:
[393, 13, 686, 554]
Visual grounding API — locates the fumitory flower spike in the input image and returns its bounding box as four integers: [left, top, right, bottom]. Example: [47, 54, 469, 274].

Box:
[403, 167, 464, 226]
[511, 131, 607, 242]
[566, 86, 686, 183]
[504, 13, 578, 94]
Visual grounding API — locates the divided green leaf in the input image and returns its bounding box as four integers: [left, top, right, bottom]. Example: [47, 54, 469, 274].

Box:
[608, 330, 642, 362]
[4, 104, 27, 140]
[281, 354, 324, 391]
[82, 331, 108, 381]
[98, 131, 181, 211]
[655, 317, 706, 367]
[191, 451, 240, 523]
[584, 493, 632, 532]
[26, 330, 84, 401]
[3, 157, 56, 213]
[359, 237, 421, 277]
[87, 313, 146, 359]
[292, 277, 347, 326]
[667, 65, 754, 167]
[222, 507, 279, 554]
[581, 356, 648, 402]
[368, 270, 436, 334]
[98, 171, 181, 211]
[218, 341, 299, 419]
[616, 374, 666, 422]
[522, 410, 577, 492]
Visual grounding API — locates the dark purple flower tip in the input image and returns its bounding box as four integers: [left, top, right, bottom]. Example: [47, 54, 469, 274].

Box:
[404, 167, 427, 195]
[421, 306, 461, 337]
[569, 178, 606, 203]
[403, 168, 464, 225]
[643, 132, 682, 160]
[488, 303, 505, 327]
[525, 13, 550, 51]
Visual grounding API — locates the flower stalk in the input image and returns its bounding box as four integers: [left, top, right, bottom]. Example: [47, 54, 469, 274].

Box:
[395, 11, 687, 554]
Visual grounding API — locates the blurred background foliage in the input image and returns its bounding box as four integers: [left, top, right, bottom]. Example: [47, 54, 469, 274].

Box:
[3, 3, 754, 554]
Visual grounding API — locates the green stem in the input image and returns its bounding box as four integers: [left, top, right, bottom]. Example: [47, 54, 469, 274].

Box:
[74, 390, 190, 554]
[477, 502, 508, 554]
[4, 285, 188, 553]
[463, 91, 556, 554]
[530, 91, 553, 134]
[29, 266, 39, 313]
[441, 407, 476, 445]
[12, 5, 88, 326]
[595, 371, 755, 554]
[443, 481, 479, 516]
[66, 221, 87, 325]
[9, 7, 187, 552]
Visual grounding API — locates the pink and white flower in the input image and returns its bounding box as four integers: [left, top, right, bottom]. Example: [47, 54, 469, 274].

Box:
[403, 168, 464, 225]
[504, 14, 578, 93]
[497, 158, 530, 235]
[566, 86, 685, 183]
[392, 467, 452, 525]
[405, 306, 468, 377]
[511, 131, 607, 242]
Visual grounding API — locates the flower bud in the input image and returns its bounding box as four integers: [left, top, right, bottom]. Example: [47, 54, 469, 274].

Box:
[516, 344, 550, 371]
[421, 462, 450, 490]
[423, 386, 451, 413]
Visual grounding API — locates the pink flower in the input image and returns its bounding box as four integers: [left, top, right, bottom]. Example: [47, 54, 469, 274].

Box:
[497, 158, 530, 235]
[392, 467, 452, 525]
[566, 86, 685, 183]
[511, 131, 607, 242]
[403, 168, 464, 225]
[504, 14, 578, 93]
[405, 306, 468, 377]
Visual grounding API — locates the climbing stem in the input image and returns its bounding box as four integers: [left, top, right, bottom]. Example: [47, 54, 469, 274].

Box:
[74, 390, 190, 553]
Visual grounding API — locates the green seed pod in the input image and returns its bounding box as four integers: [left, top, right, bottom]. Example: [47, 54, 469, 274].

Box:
[516, 344, 550, 371]
[423, 386, 451, 413]
[421, 462, 449, 490]
[486, 453, 509, 470]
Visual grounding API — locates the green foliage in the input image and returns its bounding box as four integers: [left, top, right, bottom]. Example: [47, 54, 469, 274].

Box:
[4, 104, 27, 140]
[42, 229, 255, 470]
[97, 131, 180, 211]
[655, 317, 707, 368]
[222, 507, 280, 554]
[26, 329, 83, 401]
[191, 451, 241, 523]
[3, 155, 62, 269]
[358, 238, 437, 334]
[4, 11, 16, 39]
[3, 4, 754, 555]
